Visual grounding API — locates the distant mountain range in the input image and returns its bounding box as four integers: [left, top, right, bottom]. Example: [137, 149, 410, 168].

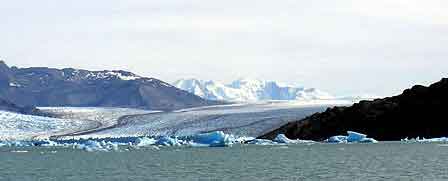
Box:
[0, 61, 218, 111]
[173, 78, 334, 102]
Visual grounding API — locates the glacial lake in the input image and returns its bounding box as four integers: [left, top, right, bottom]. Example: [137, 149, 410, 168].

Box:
[1, 143, 448, 180]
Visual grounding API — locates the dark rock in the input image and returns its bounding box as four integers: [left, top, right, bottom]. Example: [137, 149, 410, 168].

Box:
[0, 61, 221, 111]
[0, 98, 41, 115]
[259, 78, 448, 141]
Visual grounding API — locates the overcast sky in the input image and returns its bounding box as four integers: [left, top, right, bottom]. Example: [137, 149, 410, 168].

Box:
[1, 0, 447, 96]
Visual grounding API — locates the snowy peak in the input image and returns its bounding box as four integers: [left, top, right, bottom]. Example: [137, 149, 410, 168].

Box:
[60, 68, 143, 81]
[229, 78, 265, 89]
[173, 78, 333, 102]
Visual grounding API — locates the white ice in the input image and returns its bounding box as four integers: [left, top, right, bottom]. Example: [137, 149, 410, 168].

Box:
[273, 134, 315, 144]
[326, 131, 378, 143]
[401, 137, 448, 143]
[83, 102, 334, 139]
[0, 110, 93, 140]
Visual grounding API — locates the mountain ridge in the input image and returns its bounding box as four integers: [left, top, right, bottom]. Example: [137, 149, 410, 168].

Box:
[0, 61, 219, 111]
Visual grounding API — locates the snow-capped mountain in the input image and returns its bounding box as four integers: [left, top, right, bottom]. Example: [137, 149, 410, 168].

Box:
[173, 78, 333, 102]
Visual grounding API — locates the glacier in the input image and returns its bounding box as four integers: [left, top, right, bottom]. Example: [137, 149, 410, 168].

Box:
[0, 105, 385, 152]
[1, 103, 350, 140]
[173, 78, 334, 102]
[77, 102, 337, 139]
[0, 110, 95, 140]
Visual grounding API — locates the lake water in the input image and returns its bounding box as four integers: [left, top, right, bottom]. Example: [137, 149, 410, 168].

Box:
[1, 143, 448, 180]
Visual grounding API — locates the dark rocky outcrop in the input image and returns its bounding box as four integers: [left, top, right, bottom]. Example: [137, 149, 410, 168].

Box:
[0, 61, 220, 111]
[0, 98, 41, 115]
[259, 78, 448, 141]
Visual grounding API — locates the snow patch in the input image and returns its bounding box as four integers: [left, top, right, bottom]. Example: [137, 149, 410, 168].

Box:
[9, 82, 21, 87]
[86, 71, 141, 81]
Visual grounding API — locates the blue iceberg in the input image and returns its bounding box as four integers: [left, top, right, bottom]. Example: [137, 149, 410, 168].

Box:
[189, 131, 235, 147]
[155, 136, 182, 146]
[326, 135, 348, 143]
[325, 131, 378, 143]
[135, 137, 157, 147]
[347, 131, 367, 142]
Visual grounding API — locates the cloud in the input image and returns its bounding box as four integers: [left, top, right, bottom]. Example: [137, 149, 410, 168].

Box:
[1, 0, 447, 96]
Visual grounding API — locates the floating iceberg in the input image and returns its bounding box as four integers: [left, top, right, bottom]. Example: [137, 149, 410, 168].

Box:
[0, 140, 34, 147]
[135, 137, 157, 147]
[247, 139, 277, 145]
[401, 137, 448, 143]
[347, 131, 367, 142]
[326, 135, 348, 143]
[359, 138, 378, 143]
[155, 136, 182, 146]
[74, 140, 120, 152]
[0, 130, 382, 152]
[273, 134, 314, 144]
[188, 131, 235, 147]
[325, 131, 377, 143]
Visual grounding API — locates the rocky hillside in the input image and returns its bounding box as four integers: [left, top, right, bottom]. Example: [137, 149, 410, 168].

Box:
[0, 98, 40, 115]
[259, 78, 448, 141]
[0, 61, 219, 111]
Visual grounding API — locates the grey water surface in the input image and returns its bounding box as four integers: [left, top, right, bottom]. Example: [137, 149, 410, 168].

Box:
[1, 143, 448, 180]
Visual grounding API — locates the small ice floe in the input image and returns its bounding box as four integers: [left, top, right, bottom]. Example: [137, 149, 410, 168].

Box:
[11, 150, 29, 153]
[155, 136, 182, 146]
[273, 134, 315, 144]
[188, 131, 236, 147]
[401, 137, 448, 143]
[0, 140, 34, 147]
[74, 140, 120, 152]
[247, 139, 277, 145]
[247, 134, 315, 145]
[325, 131, 378, 143]
[135, 137, 157, 147]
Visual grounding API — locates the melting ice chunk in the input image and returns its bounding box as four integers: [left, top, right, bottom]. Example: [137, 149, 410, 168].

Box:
[247, 139, 277, 145]
[347, 131, 367, 142]
[189, 131, 235, 147]
[326, 136, 348, 143]
[326, 131, 377, 143]
[135, 137, 157, 147]
[273, 134, 314, 144]
[155, 136, 182, 146]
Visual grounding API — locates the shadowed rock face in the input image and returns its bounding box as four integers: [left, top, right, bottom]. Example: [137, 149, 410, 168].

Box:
[0, 98, 40, 115]
[0, 61, 219, 111]
[259, 78, 448, 141]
